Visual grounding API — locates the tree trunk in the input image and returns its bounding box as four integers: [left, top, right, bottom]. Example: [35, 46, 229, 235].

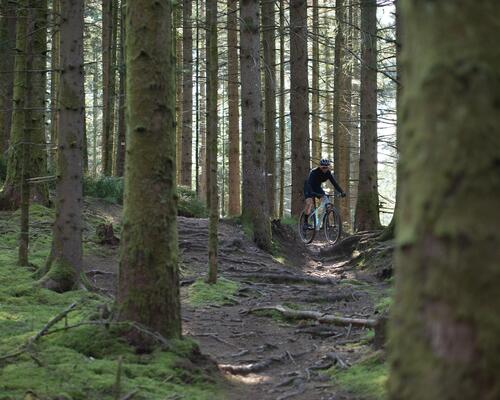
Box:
[18, 5, 35, 267]
[118, 0, 181, 339]
[389, 2, 500, 399]
[174, 5, 182, 184]
[262, 0, 276, 218]
[115, 0, 126, 177]
[333, 0, 351, 228]
[102, 0, 117, 176]
[278, 0, 285, 218]
[354, 0, 380, 231]
[49, 0, 60, 173]
[91, 38, 99, 177]
[240, 0, 272, 251]
[206, 0, 218, 283]
[289, 0, 310, 217]
[0, 0, 49, 210]
[42, 0, 85, 292]
[311, 0, 321, 165]
[227, 0, 240, 216]
[180, 0, 193, 187]
[0, 0, 17, 157]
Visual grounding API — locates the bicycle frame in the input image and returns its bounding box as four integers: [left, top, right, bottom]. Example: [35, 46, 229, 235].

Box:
[309, 195, 333, 231]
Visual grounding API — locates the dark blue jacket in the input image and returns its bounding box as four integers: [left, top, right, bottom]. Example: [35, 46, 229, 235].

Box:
[304, 168, 344, 198]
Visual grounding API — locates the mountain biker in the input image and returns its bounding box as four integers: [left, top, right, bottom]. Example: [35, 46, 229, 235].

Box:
[303, 158, 346, 229]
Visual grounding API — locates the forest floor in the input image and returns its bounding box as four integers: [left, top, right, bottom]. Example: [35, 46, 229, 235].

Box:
[85, 199, 392, 400]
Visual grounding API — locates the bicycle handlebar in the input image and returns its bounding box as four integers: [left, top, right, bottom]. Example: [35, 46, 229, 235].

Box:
[312, 192, 344, 198]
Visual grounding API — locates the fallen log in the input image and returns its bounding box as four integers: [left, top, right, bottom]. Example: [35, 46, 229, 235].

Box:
[249, 305, 378, 328]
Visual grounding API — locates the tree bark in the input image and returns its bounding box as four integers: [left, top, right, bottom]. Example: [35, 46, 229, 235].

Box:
[0, 0, 17, 157]
[333, 0, 351, 228]
[42, 0, 85, 292]
[389, 2, 500, 399]
[290, 0, 310, 217]
[240, 0, 272, 251]
[311, 0, 321, 165]
[278, 0, 285, 218]
[180, 0, 193, 187]
[355, 0, 380, 231]
[174, 5, 182, 184]
[49, 0, 60, 173]
[206, 0, 218, 283]
[227, 0, 240, 216]
[118, 0, 181, 339]
[262, 0, 276, 218]
[102, 0, 117, 176]
[115, 1, 126, 177]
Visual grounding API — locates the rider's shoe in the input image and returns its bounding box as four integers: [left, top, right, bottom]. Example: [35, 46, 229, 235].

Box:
[302, 222, 313, 231]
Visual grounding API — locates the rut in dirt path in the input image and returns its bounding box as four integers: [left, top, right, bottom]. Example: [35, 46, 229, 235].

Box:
[84, 215, 388, 400]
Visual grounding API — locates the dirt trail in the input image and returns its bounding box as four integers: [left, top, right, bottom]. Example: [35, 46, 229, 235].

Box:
[84, 210, 387, 400]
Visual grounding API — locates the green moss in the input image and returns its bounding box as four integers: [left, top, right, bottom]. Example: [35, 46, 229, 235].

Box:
[330, 351, 388, 400]
[187, 278, 239, 307]
[375, 296, 393, 314]
[0, 208, 222, 400]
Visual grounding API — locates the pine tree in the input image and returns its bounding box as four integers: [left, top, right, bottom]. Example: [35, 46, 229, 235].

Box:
[240, 0, 272, 251]
[389, 1, 500, 398]
[41, 0, 85, 292]
[180, 0, 193, 187]
[117, 0, 181, 338]
[355, 0, 380, 231]
[289, 0, 310, 217]
[227, 0, 240, 216]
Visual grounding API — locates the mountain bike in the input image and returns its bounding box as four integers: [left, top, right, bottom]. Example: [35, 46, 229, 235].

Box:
[298, 193, 342, 245]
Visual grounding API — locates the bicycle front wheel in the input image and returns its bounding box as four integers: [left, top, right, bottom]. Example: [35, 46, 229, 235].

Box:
[323, 208, 342, 244]
[298, 211, 316, 244]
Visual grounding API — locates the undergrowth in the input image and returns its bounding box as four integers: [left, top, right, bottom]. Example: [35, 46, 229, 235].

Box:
[0, 205, 221, 400]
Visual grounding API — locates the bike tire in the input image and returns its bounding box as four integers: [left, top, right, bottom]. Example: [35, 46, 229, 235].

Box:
[298, 211, 316, 244]
[323, 208, 342, 244]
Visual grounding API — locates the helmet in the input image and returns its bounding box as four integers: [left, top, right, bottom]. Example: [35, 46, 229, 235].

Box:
[319, 158, 331, 166]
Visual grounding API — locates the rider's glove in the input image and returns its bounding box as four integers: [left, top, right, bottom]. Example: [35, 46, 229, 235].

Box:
[340, 192, 347, 198]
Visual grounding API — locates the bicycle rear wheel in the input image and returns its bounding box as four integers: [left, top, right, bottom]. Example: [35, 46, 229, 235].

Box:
[298, 211, 316, 244]
[323, 208, 342, 244]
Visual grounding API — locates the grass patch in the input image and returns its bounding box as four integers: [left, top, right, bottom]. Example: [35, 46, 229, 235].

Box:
[279, 216, 297, 228]
[331, 351, 388, 400]
[0, 207, 222, 400]
[375, 295, 393, 314]
[187, 278, 239, 307]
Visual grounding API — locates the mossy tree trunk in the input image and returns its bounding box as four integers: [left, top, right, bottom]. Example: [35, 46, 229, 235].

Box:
[354, 0, 380, 231]
[117, 0, 181, 339]
[289, 0, 310, 217]
[180, 0, 193, 188]
[333, 0, 351, 228]
[0, 0, 17, 157]
[42, 0, 85, 292]
[227, 0, 240, 217]
[206, 0, 218, 284]
[262, 0, 276, 218]
[389, 1, 500, 399]
[0, 0, 49, 210]
[240, 0, 272, 251]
